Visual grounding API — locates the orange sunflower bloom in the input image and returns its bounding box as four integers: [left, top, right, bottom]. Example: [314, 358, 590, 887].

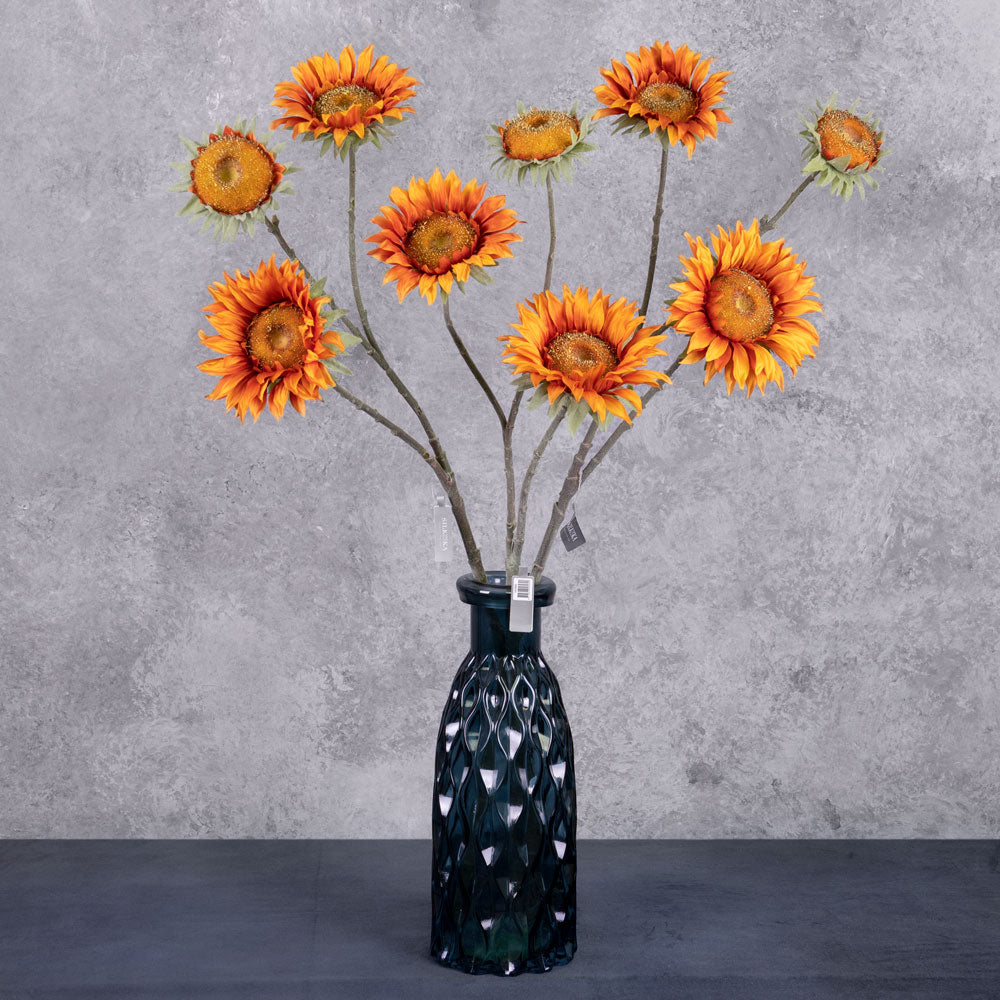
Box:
[197, 256, 346, 423]
[270, 44, 419, 155]
[500, 285, 671, 429]
[668, 220, 822, 397]
[593, 41, 731, 157]
[170, 120, 294, 242]
[366, 168, 522, 304]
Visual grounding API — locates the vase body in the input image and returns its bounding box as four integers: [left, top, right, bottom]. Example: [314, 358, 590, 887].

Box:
[431, 571, 576, 975]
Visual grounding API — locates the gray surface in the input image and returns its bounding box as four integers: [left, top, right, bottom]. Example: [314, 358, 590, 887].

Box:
[2, 840, 999, 999]
[2, 0, 999, 838]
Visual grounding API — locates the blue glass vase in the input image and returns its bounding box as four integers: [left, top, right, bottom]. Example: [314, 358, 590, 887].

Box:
[431, 571, 576, 975]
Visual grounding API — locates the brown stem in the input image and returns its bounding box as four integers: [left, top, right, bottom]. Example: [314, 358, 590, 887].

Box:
[580, 339, 688, 486]
[503, 389, 521, 577]
[442, 296, 507, 428]
[503, 173, 559, 579]
[346, 145, 385, 363]
[509, 408, 566, 577]
[760, 175, 815, 234]
[639, 144, 669, 318]
[544, 171, 556, 293]
[264, 215, 315, 283]
[531, 419, 599, 579]
[332, 382, 486, 582]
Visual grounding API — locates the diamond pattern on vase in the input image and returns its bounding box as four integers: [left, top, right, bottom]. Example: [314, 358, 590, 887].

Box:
[431, 596, 576, 977]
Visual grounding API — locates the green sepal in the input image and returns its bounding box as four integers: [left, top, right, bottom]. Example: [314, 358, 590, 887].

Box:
[324, 358, 354, 376]
[338, 330, 363, 349]
[526, 384, 550, 410]
[510, 373, 535, 391]
[178, 196, 201, 217]
[468, 264, 494, 286]
[310, 276, 328, 297]
[564, 397, 591, 435]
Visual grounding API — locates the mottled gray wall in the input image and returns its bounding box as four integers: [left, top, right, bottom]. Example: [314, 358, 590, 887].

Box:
[2, 0, 997, 838]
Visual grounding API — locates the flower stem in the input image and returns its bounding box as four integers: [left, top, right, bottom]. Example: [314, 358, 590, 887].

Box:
[347, 145, 384, 363]
[503, 175, 559, 580]
[508, 407, 566, 578]
[531, 419, 599, 580]
[267, 207, 486, 581]
[760, 175, 815, 235]
[264, 215, 315, 283]
[544, 171, 557, 293]
[503, 389, 521, 579]
[580, 338, 688, 486]
[442, 296, 507, 428]
[332, 382, 486, 581]
[639, 144, 669, 318]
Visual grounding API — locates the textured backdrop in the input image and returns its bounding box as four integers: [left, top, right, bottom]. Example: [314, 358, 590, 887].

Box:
[2, 0, 997, 838]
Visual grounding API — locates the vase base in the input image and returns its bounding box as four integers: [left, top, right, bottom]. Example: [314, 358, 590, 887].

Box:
[431, 942, 575, 976]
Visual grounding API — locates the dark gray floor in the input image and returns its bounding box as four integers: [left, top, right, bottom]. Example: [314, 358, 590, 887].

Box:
[1, 840, 998, 999]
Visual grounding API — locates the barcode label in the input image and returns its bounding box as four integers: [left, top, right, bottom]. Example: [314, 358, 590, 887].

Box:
[509, 575, 534, 633]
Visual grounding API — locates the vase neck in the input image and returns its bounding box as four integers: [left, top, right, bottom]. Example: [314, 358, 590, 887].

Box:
[470, 604, 542, 658]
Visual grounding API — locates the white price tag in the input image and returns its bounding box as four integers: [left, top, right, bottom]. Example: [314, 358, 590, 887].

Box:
[509, 575, 534, 633]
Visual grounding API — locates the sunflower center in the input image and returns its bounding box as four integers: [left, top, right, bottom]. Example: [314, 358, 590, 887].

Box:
[502, 107, 580, 161]
[637, 82, 698, 123]
[213, 155, 242, 186]
[547, 331, 618, 377]
[705, 269, 774, 342]
[246, 302, 307, 369]
[403, 212, 478, 272]
[191, 135, 276, 216]
[313, 84, 379, 118]
[816, 109, 879, 169]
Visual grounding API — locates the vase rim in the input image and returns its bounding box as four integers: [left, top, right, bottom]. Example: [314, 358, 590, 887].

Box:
[456, 570, 556, 608]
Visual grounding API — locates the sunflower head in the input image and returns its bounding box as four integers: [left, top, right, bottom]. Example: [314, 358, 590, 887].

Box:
[487, 101, 597, 185]
[799, 94, 888, 201]
[666, 220, 822, 397]
[270, 44, 419, 158]
[196, 255, 353, 423]
[501, 285, 671, 431]
[593, 41, 731, 156]
[170, 120, 295, 242]
[366, 169, 522, 304]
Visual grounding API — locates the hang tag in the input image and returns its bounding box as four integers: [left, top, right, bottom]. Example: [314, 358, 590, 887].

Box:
[509, 575, 534, 633]
[432, 491, 452, 563]
[560, 511, 586, 552]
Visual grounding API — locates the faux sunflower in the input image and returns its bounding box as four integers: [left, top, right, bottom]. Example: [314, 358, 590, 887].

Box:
[799, 94, 887, 201]
[270, 44, 419, 157]
[501, 285, 671, 432]
[487, 101, 596, 185]
[197, 256, 349, 422]
[171, 121, 294, 242]
[366, 169, 522, 304]
[593, 41, 731, 156]
[667, 220, 822, 397]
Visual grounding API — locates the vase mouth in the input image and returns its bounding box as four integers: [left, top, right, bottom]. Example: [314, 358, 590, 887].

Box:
[456, 570, 556, 608]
